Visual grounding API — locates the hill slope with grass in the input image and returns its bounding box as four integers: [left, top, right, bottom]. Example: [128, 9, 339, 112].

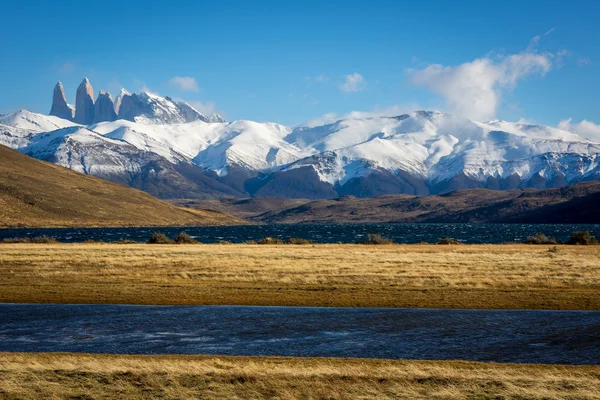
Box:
[0, 145, 242, 227]
[187, 182, 600, 224]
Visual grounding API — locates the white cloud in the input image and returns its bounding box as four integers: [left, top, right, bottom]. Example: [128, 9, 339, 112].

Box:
[410, 50, 552, 121]
[168, 76, 200, 92]
[557, 118, 600, 142]
[302, 104, 419, 127]
[340, 73, 366, 93]
[188, 100, 218, 116]
[140, 84, 158, 95]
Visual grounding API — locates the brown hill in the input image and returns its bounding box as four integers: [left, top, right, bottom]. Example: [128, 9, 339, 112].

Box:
[170, 197, 311, 220]
[0, 145, 243, 228]
[186, 182, 600, 224]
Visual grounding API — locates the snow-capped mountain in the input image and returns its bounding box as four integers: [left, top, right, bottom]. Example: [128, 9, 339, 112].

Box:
[50, 78, 215, 125]
[277, 111, 600, 196]
[2, 79, 600, 200]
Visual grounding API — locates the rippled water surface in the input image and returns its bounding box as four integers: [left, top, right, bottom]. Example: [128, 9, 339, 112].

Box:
[1, 223, 599, 243]
[1, 304, 599, 364]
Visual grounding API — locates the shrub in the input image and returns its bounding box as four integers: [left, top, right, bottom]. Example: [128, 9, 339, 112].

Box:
[174, 231, 198, 244]
[30, 235, 57, 243]
[548, 246, 559, 253]
[359, 233, 394, 245]
[566, 231, 598, 245]
[2, 237, 31, 243]
[524, 234, 558, 245]
[3, 235, 59, 244]
[113, 238, 138, 244]
[147, 232, 174, 244]
[437, 237, 460, 245]
[217, 240, 232, 245]
[257, 237, 286, 245]
[288, 237, 313, 245]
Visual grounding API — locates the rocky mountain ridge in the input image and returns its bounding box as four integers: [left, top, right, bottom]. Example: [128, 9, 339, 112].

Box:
[2, 79, 600, 200]
[50, 78, 221, 126]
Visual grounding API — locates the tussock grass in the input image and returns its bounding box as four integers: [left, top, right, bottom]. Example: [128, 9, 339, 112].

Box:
[0, 352, 598, 399]
[2, 235, 57, 244]
[147, 232, 175, 244]
[437, 237, 461, 245]
[359, 233, 394, 245]
[0, 243, 598, 309]
[174, 231, 199, 244]
[567, 231, 599, 245]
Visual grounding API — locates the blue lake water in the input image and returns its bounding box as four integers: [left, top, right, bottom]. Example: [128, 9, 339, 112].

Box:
[1, 223, 599, 243]
[1, 304, 599, 365]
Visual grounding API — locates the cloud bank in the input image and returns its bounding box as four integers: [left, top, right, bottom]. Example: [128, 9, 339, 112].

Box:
[302, 104, 419, 127]
[340, 73, 366, 93]
[168, 76, 200, 92]
[558, 118, 600, 142]
[410, 50, 553, 121]
[188, 100, 218, 116]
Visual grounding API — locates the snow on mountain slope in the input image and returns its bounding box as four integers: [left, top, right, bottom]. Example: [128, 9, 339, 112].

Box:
[2, 107, 600, 198]
[20, 126, 162, 177]
[191, 120, 304, 174]
[0, 110, 76, 133]
[0, 110, 79, 149]
[91, 118, 305, 174]
[117, 92, 210, 124]
[284, 111, 600, 186]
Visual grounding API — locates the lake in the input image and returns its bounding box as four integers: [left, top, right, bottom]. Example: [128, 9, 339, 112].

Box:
[1, 304, 598, 364]
[1, 223, 599, 243]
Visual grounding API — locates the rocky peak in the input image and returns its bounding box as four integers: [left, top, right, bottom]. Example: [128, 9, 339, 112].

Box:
[93, 90, 117, 123]
[113, 88, 130, 115]
[49, 81, 74, 121]
[117, 92, 190, 124]
[208, 113, 226, 123]
[74, 78, 95, 125]
[176, 101, 208, 123]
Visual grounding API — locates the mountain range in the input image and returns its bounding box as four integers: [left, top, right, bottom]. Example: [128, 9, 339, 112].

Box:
[1, 77, 599, 200]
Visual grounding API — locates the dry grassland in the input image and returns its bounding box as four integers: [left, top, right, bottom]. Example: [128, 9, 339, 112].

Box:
[0, 243, 598, 309]
[0, 352, 598, 400]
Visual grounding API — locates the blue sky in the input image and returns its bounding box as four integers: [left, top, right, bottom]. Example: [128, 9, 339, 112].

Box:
[1, 0, 599, 129]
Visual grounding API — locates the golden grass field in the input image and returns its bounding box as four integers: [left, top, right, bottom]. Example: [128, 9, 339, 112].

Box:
[0, 352, 598, 400]
[0, 243, 598, 309]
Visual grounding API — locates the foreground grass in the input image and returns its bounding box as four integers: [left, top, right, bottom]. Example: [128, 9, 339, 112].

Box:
[0, 353, 598, 399]
[0, 243, 599, 309]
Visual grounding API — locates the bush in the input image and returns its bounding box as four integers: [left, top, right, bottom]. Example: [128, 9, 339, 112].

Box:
[113, 238, 138, 244]
[524, 233, 558, 245]
[174, 231, 198, 244]
[147, 232, 174, 244]
[3, 235, 59, 244]
[2, 237, 31, 243]
[437, 237, 460, 245]
[288, 237, 313, 245]
[359, 233, 394, 245]
[31, 235, 58, 243]
[257, 237, 286, 245]
[566, 231, 598, 245]
[217, 240, 232, 245]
